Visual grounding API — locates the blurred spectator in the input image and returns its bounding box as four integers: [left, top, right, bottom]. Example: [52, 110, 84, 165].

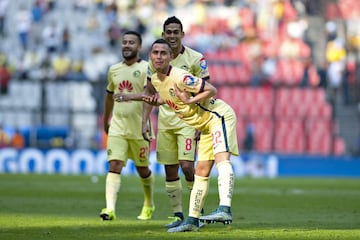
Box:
[0, 0, 9, 37]
[51, 52, 71, 80]
[73, 0, 91, 12]
[300, 57, 319, 87]
[107, 21, 121, 48]
[69, 56, 87, 81]
[15, 4, 32, 51]
[0, 125, 10, 148]
[46, 0, 56, 11]
[326, 33, 346, 115]
[42, 21, 61, 54]
[11, 128, 25, 149]
[0, 61, 11, 94]
[104, 1, 117, 25]
[38, 53, 54, 81]
[31, 0, 45, 23]
[250, 55, 267, 87]
[317, 61, 328, 89]
[243, 122, 255, 152]
[62, 26, 71, 52]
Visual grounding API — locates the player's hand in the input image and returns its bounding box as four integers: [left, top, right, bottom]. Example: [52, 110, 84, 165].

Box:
[142, 123, 153, 142]
[173, 84, 189, 104]
[113, 93, 129, 102]
[142, 93, 161, 106]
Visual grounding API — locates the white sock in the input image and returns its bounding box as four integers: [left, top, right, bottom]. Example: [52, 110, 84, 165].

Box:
[217, 160, 234, 207]
[105, 172, 121, 211]
[188, 175, 209, 218]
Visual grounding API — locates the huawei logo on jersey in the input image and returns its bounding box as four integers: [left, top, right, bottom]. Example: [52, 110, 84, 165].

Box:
[165, 100, 179, 111]
[118, 80, 133, 92]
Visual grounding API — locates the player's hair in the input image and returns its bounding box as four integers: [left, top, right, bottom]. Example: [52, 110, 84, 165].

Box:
[123, 30, 142, 45]
[151, 38, 172, 52]
[163, 16, 183, 32]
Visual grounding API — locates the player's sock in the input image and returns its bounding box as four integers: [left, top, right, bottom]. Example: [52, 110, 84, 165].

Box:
[216, 160, 234, 207]
[187, 179, 205, 216]
[105, 172, 121, 211]
[166, 179, 183, 214]
[140, 172, 155, 207]
[186, 180, 194, 191]
[188, 175, 209, 218]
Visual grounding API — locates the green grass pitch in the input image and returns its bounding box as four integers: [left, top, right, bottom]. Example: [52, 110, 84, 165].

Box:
[0, 174, 359, 240]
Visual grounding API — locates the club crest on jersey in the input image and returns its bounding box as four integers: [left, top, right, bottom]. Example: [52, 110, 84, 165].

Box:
[169, 88, 176, 96]
[180, 65, 189, 71]
[183, 75, 196, 86]
[133, 70, 141, 78]
[118, 80, 133, 92]
[199, 58, 207, 70]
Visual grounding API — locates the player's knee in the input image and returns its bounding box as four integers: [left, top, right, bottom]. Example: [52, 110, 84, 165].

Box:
[180, 163, 195, 180]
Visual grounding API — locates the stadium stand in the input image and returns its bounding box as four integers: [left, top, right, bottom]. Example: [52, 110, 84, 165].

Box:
[0, 0, 358, 155]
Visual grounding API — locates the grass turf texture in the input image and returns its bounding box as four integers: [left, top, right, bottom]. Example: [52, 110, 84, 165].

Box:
[0, 174, 359, 240]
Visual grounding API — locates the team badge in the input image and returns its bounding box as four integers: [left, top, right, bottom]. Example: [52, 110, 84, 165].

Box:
[200, 58, 207, 70]
[183, 75, 196, 86]
[169, 88, 175, 96]
[180, 65, 189, 71]
[133, 70, 141, 77]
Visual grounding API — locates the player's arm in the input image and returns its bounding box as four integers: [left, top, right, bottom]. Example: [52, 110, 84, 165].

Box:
[174, 80, 217, 105]
[113, 91, 144, 102]
[112, 77, 157, 102]
[141, 79, 157, 141]
[103, 91, 114, 134]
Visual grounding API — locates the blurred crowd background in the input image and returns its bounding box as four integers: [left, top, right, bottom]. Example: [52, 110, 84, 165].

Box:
[0, 0, 359, 156]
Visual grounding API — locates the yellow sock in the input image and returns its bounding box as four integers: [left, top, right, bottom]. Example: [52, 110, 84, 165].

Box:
[140, 173, 154, 207]
[188, 175, 209, 218]
[186, 180, 194, 192]
[217, 160, 234, 207]
[166, 179, 183, 213]
[105, 172, 121, 211]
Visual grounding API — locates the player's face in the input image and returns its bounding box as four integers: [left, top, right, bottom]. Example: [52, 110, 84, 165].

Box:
[150, 43, 172, 73]
[162, 23, 184, 50]
[121, 34, 140, 60]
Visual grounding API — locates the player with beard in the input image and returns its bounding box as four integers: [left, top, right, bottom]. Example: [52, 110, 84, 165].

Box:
[99, 30, 155, 221]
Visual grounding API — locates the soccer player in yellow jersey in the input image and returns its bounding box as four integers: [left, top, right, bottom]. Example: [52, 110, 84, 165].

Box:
[115, 39, 238, 232]
[99, 31, 155, 221]
[146, 16, 210, 228]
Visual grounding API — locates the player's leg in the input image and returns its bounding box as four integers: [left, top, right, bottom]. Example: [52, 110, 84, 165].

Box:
[130, 139, 155, 220]
[157, 129, 185, 227]
[200, 154, 234, 224]
[100, 136, 128, 221]
[168, 134, 214, 232]
[177, 126, 196, 190]
[200, 107, 238, 224]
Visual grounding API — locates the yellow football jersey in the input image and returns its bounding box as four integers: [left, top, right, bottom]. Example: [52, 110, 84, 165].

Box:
[150, 66, 215, 130]
[107, 59, 149, 139]
[148, 46, 210, 129]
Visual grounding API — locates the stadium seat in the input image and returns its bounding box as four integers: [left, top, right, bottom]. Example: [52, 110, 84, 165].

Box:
[333, 137, 346, 155]
[250, 117, 274, 153]
[305, 118, 332, 155]
[274, 119, 306, 154]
